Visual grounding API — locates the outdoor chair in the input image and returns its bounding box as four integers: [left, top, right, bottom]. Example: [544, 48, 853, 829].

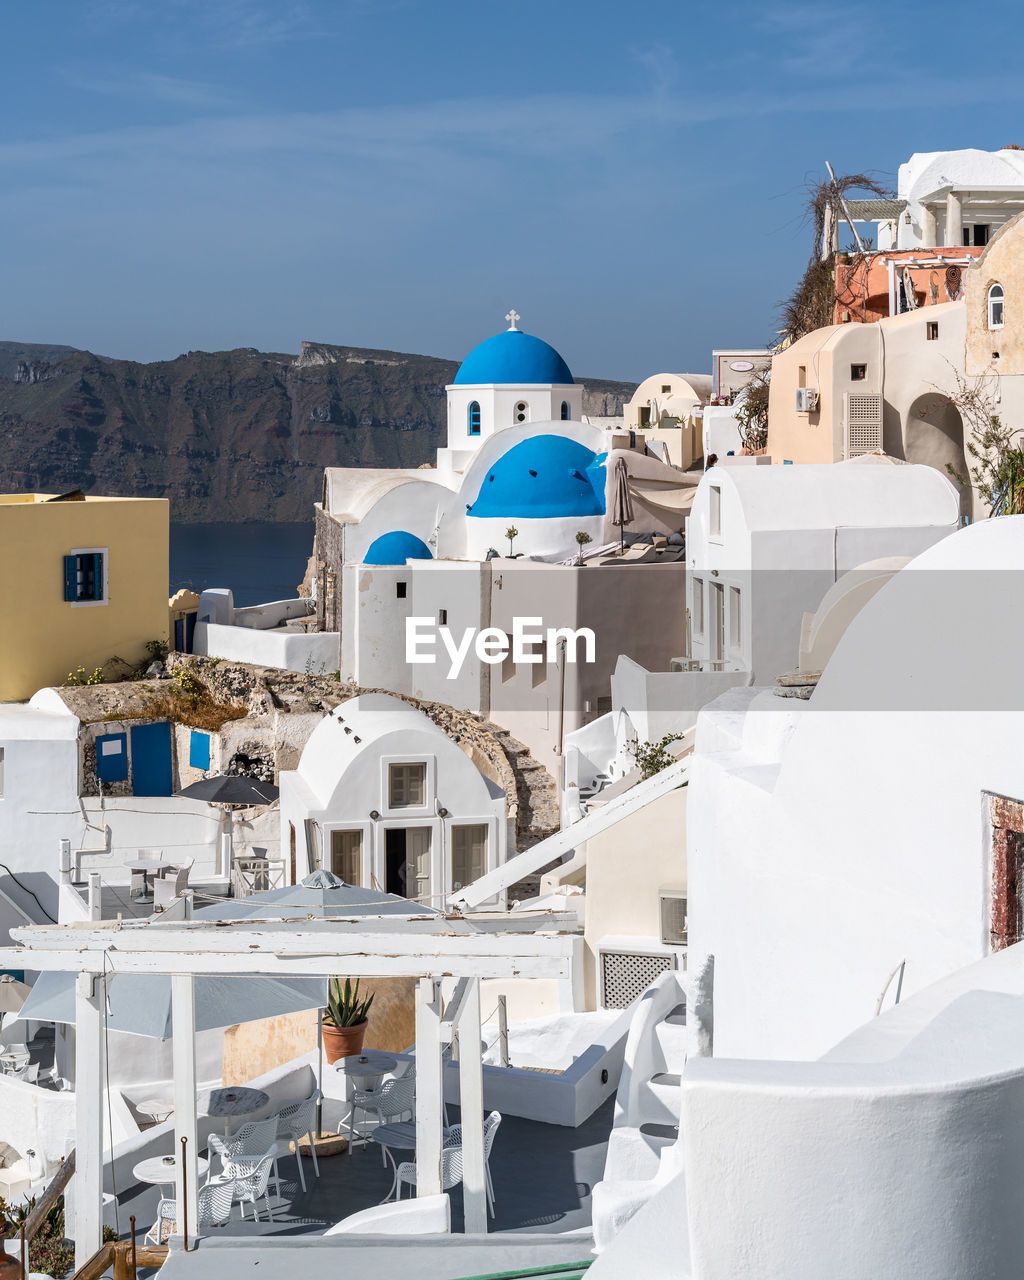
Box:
[395, 1140, 464, 1202]
[145, 1177, 234, 1244]
[213, 1149, 278, 1222]
[131, 850, 165, 900]
[153, 859, 194, 911]
[274, 1090, 320, 1192]
[209, 1116, 279, 1181]
[13, 1061, 39, 1085]
[435, 1111, 501, 1216]
[349, 1069, 416, 1165]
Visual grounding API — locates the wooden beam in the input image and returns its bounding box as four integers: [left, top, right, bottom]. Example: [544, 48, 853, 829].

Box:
[415, 978, 443, 1199]
[22, 1150, 75, 1243]
[74, 974, 105, 1272]
[70, 1243, 113, 1280]
[458, 977, 487, 1235]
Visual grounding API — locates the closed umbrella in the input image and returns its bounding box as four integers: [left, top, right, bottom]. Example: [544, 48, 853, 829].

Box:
[612, 456, 635, 554]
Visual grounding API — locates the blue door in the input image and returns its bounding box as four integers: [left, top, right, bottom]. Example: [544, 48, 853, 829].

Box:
[130, 722, 173, 796]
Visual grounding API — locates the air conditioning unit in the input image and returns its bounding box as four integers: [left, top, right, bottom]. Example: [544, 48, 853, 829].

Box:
[598, 935, 678, 1010]
[795, 387, 819, 412]
[843, 392, 884, 457]
[659, 888, 688, 946]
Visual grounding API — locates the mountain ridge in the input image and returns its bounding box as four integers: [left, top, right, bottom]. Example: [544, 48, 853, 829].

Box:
[0, 340, 635, 522]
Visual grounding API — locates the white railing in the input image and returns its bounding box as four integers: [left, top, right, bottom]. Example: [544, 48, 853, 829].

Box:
[232, 856, 287, 898]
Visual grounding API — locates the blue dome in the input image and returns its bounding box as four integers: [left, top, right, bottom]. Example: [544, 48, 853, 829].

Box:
[454, 329, 574, 386]
[363, 531, 433, 565]
[467, 436, 606, 519]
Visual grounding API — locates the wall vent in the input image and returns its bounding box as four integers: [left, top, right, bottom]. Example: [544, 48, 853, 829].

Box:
[659, 890, 688, 946]
[843, 392, 884, 457]
[601, 950, 676, 1010]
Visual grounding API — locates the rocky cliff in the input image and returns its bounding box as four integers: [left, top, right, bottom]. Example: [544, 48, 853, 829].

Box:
[0, 340, 635, 522]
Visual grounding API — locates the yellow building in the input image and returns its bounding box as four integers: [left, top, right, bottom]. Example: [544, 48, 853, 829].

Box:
[0, 492, 169, 701]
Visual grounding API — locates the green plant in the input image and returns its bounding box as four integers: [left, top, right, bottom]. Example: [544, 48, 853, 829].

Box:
[208, 656, 222, 668]
[943, 368, 1024, 513]
[575, 530, 592, 564]
[630, 732, 686, 780]
[64, 666, 105, 687]
[0, 1191, 113, 1276]
[505, 526, 519, 556]
[324, 976, 374, 1028]
[145, 639, 169, 661]
[173, 667, 205, 698]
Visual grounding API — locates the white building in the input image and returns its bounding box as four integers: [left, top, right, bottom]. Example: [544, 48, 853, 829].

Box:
[687, 515, 1024, 1063]
[858, 146, 1024, 250]
[279, 693, 508, 907]
[685, 458, 961, 683]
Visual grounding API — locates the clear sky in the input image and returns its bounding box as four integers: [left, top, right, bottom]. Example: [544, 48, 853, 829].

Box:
[3, 0, 1023, 380]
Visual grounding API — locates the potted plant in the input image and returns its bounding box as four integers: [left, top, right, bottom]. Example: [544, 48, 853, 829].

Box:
[322, 976, 374, 1063]
[575, 530, 593, 565]
[505, 525, 519, 557]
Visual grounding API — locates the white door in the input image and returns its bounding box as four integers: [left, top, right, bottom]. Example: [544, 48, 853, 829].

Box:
[405, 827, 432, 905]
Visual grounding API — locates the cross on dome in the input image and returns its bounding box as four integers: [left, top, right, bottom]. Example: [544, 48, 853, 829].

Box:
[505, 309, 520, 331]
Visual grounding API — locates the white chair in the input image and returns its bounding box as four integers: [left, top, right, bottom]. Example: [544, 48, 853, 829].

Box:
[216, 1150, 277, 1221]
[434, 1112, 501, 1216]
[154, 860, 193, 910]
[145, 1178, 235, 1244]
[395, 1137, 464, 1202]
[132, 849, 165, 900]
[275, 1091, 320, 1192]
[209, 1116, 278, 1179]
[13, 1062, 39, 1085]
[349, 1070, 416, 1164]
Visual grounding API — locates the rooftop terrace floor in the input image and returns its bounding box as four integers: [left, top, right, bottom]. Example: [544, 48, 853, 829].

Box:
[117, 1098, 613, 1243]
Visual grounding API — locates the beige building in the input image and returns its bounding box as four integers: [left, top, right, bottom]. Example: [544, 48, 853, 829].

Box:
[0, 493, 169, 701]
[767, 207, 1024, 516]
[622, 372, 711, 469]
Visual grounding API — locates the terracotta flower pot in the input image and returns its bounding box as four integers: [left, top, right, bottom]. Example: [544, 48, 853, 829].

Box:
[0, 1241, 23, 1280]
[322, 1019, 368, 1064]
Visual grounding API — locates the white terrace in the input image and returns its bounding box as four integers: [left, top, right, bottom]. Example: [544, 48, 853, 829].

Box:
[5, 908, 582, 1272]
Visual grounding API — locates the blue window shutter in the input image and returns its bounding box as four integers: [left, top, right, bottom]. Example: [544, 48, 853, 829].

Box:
[91, 553, 104, 601]
[63, 556, 78, 602]
[189, 730, 210, 770]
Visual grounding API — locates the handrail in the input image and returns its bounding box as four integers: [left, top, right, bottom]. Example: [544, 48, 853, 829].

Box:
[22, 1150, 75, 1244]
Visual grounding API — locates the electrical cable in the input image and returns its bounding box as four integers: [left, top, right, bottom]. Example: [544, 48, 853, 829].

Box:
[0, 861, 57, 923]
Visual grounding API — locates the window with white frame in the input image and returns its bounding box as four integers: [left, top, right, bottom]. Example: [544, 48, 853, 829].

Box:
[63, 549, 107, 604]
[988, 283, 1005, 330]
[709, 485, 722, 538]
[729, 585, 742, 652]
[691, 578, 705, 637]
[330, 829, 363, 884]
[451, 823, 488, 890]
[389, 762, 426, 808]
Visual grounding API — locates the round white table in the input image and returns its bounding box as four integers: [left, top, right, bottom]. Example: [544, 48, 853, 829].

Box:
[334, 1050, 398, 1091]
[200, 1085, 270, 1135]
[133, 1154, 209, 1195]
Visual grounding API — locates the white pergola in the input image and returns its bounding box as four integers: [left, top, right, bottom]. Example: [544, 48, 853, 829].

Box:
[6, 912, 581, 1267]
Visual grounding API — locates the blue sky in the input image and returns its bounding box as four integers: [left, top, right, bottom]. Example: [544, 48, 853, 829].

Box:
[3, 0, 1023, 380]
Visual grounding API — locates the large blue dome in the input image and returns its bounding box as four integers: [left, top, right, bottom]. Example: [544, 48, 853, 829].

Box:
[467, 436, 606, 519]
[363, 531, 433, 565]
[454, 329, 574, 386]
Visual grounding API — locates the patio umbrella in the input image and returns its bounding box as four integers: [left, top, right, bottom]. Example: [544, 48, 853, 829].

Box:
[177, 775, 280, 805]
[611, 456, 635, 554]
[0, 974, 30, 1038]
[18, 971, 326, 1040]
[195, 870, 442, 921]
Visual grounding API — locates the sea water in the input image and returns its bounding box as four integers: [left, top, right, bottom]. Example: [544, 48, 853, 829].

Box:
[169, 522, 313, 608]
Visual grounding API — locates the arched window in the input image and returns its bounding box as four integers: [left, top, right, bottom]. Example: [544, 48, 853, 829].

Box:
[468, 401, 481, 435]
[988, 283, 1005, 330]
[560, 401, 569, 421]
[515, 401, 529, 424]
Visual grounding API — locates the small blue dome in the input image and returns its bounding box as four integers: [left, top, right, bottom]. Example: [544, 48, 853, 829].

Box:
[467, 436, 606, 519]
[363, 531, 433, 565]
[454, 329, 574, 386]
